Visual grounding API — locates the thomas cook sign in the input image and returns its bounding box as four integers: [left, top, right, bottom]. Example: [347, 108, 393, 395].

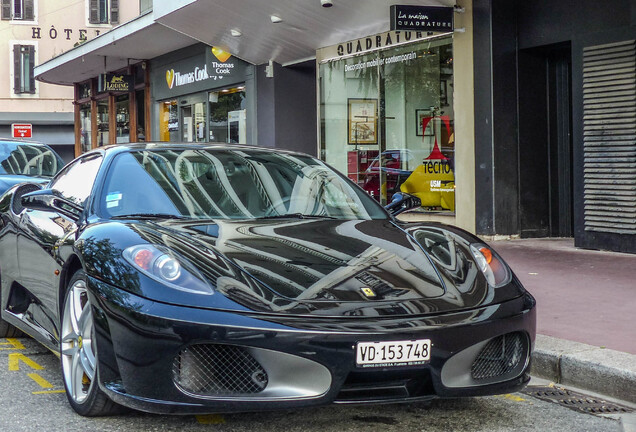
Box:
[390, 5, 454, 32]
[98, 73, 133, 92]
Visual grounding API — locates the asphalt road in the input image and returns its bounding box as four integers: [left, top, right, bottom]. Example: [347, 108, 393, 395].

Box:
[0, 337, 627, 432]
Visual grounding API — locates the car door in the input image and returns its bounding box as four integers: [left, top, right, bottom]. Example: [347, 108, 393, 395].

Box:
[16, 154, 103, 341]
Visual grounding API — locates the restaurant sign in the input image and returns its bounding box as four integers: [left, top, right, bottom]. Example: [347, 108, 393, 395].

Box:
[390, 5, 454, 32]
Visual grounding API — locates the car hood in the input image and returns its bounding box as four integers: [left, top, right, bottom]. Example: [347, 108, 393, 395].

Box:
[0, 175, 48, 195]
[117, 218, 497, 317]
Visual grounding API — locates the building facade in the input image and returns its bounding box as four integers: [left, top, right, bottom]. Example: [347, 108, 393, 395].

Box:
[474, 0, 636, 253]
[0, 0, 139, 161]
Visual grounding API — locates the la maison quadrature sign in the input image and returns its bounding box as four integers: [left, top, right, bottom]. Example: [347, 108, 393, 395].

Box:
[390, 5, 454, 32]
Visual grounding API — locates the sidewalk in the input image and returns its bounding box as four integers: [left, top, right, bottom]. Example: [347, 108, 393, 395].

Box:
[491, 238, 636, 403]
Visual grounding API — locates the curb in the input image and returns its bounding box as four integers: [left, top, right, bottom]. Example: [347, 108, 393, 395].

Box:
[531, 334, 636, 404]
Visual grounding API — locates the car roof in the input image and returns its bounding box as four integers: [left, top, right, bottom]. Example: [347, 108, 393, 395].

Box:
[90, 142, 313, 158]
[0, 138, 51, 147]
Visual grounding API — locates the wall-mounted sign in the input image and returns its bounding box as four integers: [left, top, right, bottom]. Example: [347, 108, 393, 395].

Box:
[12, 123, 32, 138]
[98, 73, 134, 92]
[390, 5, 454, 32]
[317, 30, 439, 62]
[152, 45, 248, 100]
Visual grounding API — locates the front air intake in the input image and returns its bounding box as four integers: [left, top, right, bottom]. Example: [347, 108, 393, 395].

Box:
[173, 344, 268, 397]
[471, 332, 525, 381]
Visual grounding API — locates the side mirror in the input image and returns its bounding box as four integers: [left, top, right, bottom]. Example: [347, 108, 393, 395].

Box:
[21, 189, 83, 220]
[385, 192, 421, 216]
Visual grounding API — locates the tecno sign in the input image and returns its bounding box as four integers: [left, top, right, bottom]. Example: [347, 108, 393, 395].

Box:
[12, 123, 32, 138]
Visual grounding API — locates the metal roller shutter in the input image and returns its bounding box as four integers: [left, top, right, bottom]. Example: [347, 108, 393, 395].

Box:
[582, 40, 636, 235]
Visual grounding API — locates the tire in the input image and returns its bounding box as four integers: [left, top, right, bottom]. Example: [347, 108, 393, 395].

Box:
[60, 270, 121, 416]
[0, 319, 24, 338]
[0, 271, 24, 338]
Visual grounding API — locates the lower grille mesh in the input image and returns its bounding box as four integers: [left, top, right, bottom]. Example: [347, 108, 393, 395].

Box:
[471, 333, 525, 381]
[173, 344, 268, 396]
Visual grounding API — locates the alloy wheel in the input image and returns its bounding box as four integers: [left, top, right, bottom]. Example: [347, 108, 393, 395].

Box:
[61, 278, 96, 404]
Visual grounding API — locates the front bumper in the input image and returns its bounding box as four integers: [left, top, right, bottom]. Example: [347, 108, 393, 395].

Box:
[88, 276, 536, 414]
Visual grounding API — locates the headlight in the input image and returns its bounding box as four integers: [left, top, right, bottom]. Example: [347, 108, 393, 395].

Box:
[123, 244, 213, 295]
[469, 244, 512, 287]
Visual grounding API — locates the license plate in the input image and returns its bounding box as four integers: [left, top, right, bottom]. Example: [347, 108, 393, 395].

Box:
[356, 339, 431, 367]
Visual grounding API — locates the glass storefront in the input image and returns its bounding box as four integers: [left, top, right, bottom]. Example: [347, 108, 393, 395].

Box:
[73, 62, 149, 156]
[209, 87, 246, 143]
[319, 35, 455, 211]
[158, 86, 246, 144]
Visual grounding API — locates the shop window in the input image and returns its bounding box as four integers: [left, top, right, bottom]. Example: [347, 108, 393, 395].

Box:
[96, 99, 109, 146]
[88, 0, 118, 24]
[182, 102, 206, 143]
[1, 0, 35, 21]
[208, 86, 246, 143]
[159, 100, 178, 142]
[115, 94, 130, 143]
[319, 35, 455, 212]
[79, 103, 92, 153]
[78, 81, 91, 99]
[13, 44, 35, 94]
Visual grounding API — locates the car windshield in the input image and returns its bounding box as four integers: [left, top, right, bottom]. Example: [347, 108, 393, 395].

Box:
[99, 148, 388, 221]
[0, 142, 64, 177]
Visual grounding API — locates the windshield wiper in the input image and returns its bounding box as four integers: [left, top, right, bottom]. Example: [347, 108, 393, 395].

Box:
[110, 213, 190, 220]
[256, 213, 338, 220]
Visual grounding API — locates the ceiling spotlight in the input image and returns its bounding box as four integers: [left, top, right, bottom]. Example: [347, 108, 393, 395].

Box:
[320, 0, 333, 7]
[270, 14, 282, 23]
[230, 28, 242, 37]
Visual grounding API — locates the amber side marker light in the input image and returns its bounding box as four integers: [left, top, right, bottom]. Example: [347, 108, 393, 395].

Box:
[470, 244, 511, 287]
[479, 247, 493, 264]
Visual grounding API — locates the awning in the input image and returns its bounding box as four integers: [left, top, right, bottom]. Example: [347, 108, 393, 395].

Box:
[36, 0, 454, 85]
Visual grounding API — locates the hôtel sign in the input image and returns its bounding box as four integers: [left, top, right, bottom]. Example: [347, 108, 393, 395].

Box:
[390, 5, 454, 32]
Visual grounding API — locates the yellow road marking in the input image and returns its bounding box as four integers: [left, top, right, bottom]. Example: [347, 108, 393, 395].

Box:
[28, 373, 53, 389]
[8, 353, 43, 371]
[196, 414, 226, 425]
[500, 394, 526, 402]
[0, 338, 26, 350]
[32, 390, 65, 395]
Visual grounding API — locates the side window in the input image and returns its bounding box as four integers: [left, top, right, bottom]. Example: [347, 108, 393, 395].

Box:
[49, 154, 103, 206]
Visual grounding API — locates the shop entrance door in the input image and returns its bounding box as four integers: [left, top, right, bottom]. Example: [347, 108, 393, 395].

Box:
[518, 43, 573, 238]
[180, 98, 206, 143]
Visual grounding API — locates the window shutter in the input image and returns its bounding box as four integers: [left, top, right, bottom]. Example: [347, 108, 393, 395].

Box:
[28, 45, 35, 94]
[24, 0, 34, 20]
[13, 45, 21, 94]
[582, 40, 636, 235]
[110, 0, 118, 24]
[1, 0, 11, 20]
[89, 0, 98, 24]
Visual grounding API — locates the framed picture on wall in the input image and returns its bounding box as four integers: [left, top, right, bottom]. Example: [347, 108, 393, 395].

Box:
[348, 98, 378, 144]
[416, 109, 433, 136]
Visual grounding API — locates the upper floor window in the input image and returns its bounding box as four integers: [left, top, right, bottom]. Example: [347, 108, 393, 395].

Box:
[140, 0, 152, 14]
[1, 0, 35, 21]
[13, 44, 35, 94]
[88, 0, 118, 25]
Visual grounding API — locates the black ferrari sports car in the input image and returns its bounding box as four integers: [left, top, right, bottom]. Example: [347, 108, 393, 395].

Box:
[0, 143, 535, 416]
